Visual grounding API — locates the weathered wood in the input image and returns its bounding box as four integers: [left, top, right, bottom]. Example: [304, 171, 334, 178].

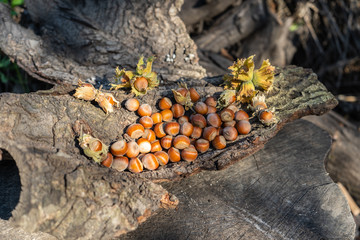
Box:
[0, 66, 336, 239]
[180, 0, 237, 26]
[194, 0, 268, 52]
[304, 111, 360, 205]
[0, 0, 206, 85]
[0, 219, 56, 240]
[122, 120, 356, 239]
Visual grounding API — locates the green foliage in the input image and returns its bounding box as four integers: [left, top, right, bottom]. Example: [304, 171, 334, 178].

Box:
[0, 54, 29, 92]
[0, 0, 24, 16]
[0, 0, 24, 7]
[11, 0, 24, 7]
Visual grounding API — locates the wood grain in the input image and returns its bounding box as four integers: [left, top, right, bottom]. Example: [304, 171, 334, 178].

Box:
[122, 120, 356, 239]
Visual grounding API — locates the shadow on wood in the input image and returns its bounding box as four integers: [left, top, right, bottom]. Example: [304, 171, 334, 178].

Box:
[122, 120, 355, 239]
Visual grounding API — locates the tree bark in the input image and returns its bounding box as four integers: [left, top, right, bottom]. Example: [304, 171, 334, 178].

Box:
[0, 65, 337, 239]
[0, 0, 206, 85]
[122, 120, 356, 240]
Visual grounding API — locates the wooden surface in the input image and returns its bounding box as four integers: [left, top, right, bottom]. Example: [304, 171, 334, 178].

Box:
[0, 0, 206, 84]
[0, 66, 337, 239]
[122, 120, 356, 239]
[305, 111, 360, 206]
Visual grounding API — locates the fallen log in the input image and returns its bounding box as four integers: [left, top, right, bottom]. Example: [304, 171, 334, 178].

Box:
[0, 65, 337, 239]
[0, 0, 206, 85]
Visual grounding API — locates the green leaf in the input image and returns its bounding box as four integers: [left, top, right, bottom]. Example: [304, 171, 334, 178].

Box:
[0, 58, 11, 68]
[0, 72, 8, 84]
[289, 23, 299, 32]
[11, 0, 24, 7]
[136, 56, 144, 75]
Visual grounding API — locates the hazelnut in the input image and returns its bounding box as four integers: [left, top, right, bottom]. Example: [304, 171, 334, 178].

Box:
[126, 141, 140, 158]
[178, 115, 189, 125]
[164, 122, 180, 136]
[212, 135, 226, 149]
[235, 110, 249, 121]
[134, 77, 148, 92]
[154, 151, 169, 165]
[126, 124, 145, 139]
[226, 104, 239, 113]
[195, 139, 210, 153]
[223, 120, 236, 127]
[150, 140, 162, 152]
[236, 120, 251, 135]
[207, 106, 217, 114]
[202, 126, 218, 141]
[159, 97, 173, 110]
[189, 88, 200, 102]
[112, 156, 129, 171]
[101, 153, 113, 168]
[160, 135, 173, 149]
[191, 114, 207, 128]
[137, 103, 152, 117]
[154, 122, 166, 138]
[222, 126, 238, 141]
[181, 145, 198, 162]
[173, 135, 191, 149]
[89, 139, 103, 152]
[171, 104, 185, 118]
[128, 157, 143, 173]
[177, 88, 188, 96]
[168, 147, 181, 162]
[207, 113, 222, 128]
[259, 110, 273, 124]
[137, 138, 152, 153]
[143, 129, 156, 142]
[161, 109, 174, 122]
[151, 112, 162, 124]
[180, 122, 194, 137]
[141, 153, 159, 170]
[220, 109, 235, 122]
[125, 98, 140, 112]
[205, 96, 217, 108]
[139, 116, 153, 129]
[191, 126, 203, 139]
[194, 102, 208, 115]
[110, 140, 128, 156]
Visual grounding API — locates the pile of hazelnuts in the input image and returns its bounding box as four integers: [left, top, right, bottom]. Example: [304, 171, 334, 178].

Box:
[101, 87, 254, 174]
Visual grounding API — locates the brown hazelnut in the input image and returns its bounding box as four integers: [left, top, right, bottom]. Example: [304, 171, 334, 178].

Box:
[191, 114, 207, 128]
[205, 96, 217, 107]
[222, 126, 238, 141]
[159, 97, 172, 110]
[235, 120, 251, 135]
[173, 135, 191, 149]
[212, 135, 226, 149]
[125, 98, 140, 112]
[127, 124, 145, 139]
[195, 139, 210, 153]
[194, 102, 208, 115]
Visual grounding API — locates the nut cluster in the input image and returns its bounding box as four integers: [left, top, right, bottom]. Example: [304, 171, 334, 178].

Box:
[100, 87, 260, 173]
